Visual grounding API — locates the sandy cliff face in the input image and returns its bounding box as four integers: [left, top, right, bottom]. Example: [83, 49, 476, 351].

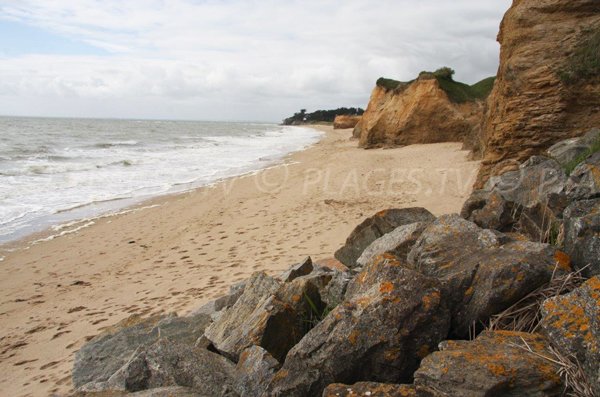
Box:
[354, 77, 482, 148]
[476, 0, 600, 187]
[333, 115, 361, 129]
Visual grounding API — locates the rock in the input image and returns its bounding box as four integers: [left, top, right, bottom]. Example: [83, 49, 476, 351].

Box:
[563, 198, 600, 276]
[334, 207, 435, 268]
[408, 214, 570, 337]
[541, 277, 600, 395]
[475, 0, 600, 187]
[203, 272, 281, 362]
[265, 259, 450, 397]
[483, 157, 567, 209]
[190, 280, 247, 318]
[333, 115, 361, 130]
[235, 346, 280, 397]
[322, 382, 416, 397]
[76, 387, 206, 397]
[355, 222, 428, 268]
[463, 157, 568, 241]
[73, 313, 212, 389]
[314, 257, 349, 272]
[356, 76, 484, 149]
[547, 128, 600, 166]
[280, 256, 314, 282]
[414, 331, 564, 396]
[566, 151, 600, 201]
[205, 270, 337, 363]
[80, 340, 237, 396]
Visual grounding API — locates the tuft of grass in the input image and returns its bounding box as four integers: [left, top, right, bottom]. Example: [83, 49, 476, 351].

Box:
[559, 28, 600, 84]
[302, 293, 333, 332]
[487, 265, 586, 334]
[563, 137, 600, 175]
[511, 337, 595, 397]
[376, 77, 402, 91]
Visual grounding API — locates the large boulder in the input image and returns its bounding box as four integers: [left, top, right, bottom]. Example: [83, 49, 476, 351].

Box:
[235, 346, 280, 397]
[334, 208, 435, 268]
[414, 331, 564, 396]
[322, 382, 416, 397]
[205, 267, 342, 363]
[566, 151, 600, 201]
[463, 157, 568, 241]
[76, 387, 209, 397]
[355, 222, 429, 268]
[79, 339, 237, 396]
[563, 198, 600, 277]
[408, 214, 570, 337]
[265, 258, 450, 396]
[73, 313, 212, 389]
[541, 276, 600, 395]
[547, 128, 600, 167]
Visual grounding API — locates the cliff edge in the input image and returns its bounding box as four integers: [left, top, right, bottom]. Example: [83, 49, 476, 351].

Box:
[476, 0, 600, 187]
[354, 70, 493, 148]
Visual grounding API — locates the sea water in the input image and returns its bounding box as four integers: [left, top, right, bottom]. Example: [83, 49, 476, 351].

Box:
[0, 117, 321, 244]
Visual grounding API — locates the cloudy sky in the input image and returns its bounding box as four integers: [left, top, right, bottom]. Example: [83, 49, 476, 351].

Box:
[0, 1, 511, 122]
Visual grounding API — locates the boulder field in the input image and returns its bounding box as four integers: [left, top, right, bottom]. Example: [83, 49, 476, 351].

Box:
[72, 132, 600, 396]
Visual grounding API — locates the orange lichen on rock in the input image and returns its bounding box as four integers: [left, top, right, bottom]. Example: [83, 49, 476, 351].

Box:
[379, 282, 394, 294]
[553, 250, 572, 272]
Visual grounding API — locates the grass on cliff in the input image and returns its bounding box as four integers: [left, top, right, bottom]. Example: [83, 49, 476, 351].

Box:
[436, 76, 496, 103]
[376, 70, 495, 103]
[559, 27, 600, 84]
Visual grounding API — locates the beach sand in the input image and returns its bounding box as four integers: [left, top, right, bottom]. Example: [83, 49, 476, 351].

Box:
[0, 126, 479, 397]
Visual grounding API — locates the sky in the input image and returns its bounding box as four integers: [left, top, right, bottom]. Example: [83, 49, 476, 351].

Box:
[0, 1, 512, 122]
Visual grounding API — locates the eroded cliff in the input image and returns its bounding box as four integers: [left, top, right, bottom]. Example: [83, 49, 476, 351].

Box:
[476, 0, 600, 187]
[354, 73, 491, 148]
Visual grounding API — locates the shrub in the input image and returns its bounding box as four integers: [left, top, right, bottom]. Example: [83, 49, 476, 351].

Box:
[376, 77, 402, 91]
[433, 67, 456, 80]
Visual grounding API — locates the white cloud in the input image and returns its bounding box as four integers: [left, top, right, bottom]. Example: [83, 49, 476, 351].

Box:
[0, 0, 511, 121]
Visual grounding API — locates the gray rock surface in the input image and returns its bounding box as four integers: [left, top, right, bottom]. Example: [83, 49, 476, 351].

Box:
[235, 346, 280, 397]
[265, 259, 449, 397]
[322, 382, 416, 397]
[541, 276, 600, 395]
[73, 313, 212, 389]
[408, 214, 569, 337]
[355, 222, 428, 268]
[279, 256, 314, 282]
[75, 386, 207, 397]
[80, 340, 237, 396]
[414, 331, 564, 396]
[334, 207, 435, 268]
[566, 151, 600, 201]
[563, 198, 600, 276]
[547, 128, 599, 166]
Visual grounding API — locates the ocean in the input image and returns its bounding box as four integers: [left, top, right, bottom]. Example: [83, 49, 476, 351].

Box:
[0, 117, 321, 245]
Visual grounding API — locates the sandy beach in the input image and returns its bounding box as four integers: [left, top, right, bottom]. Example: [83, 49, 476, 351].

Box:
[0, 126, 480, 397]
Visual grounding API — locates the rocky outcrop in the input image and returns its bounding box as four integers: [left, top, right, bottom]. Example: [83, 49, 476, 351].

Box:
[408, 214, 570, 337]
[79, 340, 237, 395]
[354, 76, 484, 148]
[334, 207, 435, 268]
[73, 313, 212, 390]
[541, 277, 600, 395]
[234, 346, 280, 397]
[265, 259, 449, 396]
[414, 331, 564, 396]
[333, 115, 361, 130]
[476, 0, 600, 187]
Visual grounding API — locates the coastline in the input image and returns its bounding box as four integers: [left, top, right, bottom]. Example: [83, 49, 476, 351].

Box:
[0, 125, 480, 397]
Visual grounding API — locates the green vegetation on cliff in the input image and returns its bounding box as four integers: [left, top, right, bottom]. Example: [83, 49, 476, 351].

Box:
[559, 27, 600, 84]
[376, 67, 495, 103]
